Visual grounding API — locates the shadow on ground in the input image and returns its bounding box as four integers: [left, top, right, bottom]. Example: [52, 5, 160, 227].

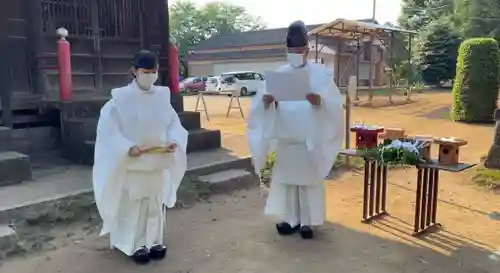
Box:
[1, 188, 498, 273]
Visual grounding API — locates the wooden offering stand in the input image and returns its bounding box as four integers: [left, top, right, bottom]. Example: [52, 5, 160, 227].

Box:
[350, 126, 384, 149]
[409, 135, 433, 161]
[380, 128, 406, 145]
[433, 137, 468, 165]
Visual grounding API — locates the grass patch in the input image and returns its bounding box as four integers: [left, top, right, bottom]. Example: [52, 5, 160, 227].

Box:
[176, 174, 212, 208]
[472, 167, 500, 190]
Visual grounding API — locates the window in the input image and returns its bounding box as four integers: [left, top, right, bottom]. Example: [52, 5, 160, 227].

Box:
[235, 73, 255, 80]
[254, 73, 264, 80]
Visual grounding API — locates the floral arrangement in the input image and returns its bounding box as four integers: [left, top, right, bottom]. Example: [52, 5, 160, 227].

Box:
[365, 139, 430, 166]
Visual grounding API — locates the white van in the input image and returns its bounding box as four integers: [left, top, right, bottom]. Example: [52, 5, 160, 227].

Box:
[204, 76, 220, 93]
[216, 71, 265, 96]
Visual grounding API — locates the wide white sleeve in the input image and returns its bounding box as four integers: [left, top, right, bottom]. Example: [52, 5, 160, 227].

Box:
[163, 105, 188, 208]
[92, 100, 135, 235]
[246, 82, 277, 175]
[309, 68, 345, 178]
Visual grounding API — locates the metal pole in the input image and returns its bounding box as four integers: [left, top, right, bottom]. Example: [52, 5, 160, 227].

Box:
[372, 0, 376, 20]
[315, 34, 319, 62]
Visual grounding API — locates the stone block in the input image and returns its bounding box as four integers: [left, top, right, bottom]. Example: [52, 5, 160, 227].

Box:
[187, 129, 222, 153]
[178, 111, 201, 130]
[0, 127, 12, 152]
[60, 98, 108, 120]
[0, 152, 32, 185]
[0, 225, 17, 252]
[199, 169, 257, 194]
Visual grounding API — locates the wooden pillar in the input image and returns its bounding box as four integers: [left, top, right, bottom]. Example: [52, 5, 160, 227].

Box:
[0, 4, 12, 126]
[336, 42, 341, 86]
[389, 32, 394, 102]
[27, 0, 44, 96]
[158, 0, 182, 112]
[368, 33, 374, 101]
[90, 0, 103, 92]
[355, 38, 360, 101]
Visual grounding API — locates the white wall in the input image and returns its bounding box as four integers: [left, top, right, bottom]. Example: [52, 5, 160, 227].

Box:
[213, 61, 288, 75]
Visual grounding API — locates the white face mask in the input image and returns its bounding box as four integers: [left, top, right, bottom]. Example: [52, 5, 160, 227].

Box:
[136, 72, 158, 91]
[287, 53, 305, 68]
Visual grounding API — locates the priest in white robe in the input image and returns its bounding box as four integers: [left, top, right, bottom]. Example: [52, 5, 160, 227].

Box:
[92, 50, 188, 264]
[247, 21, 344, 239]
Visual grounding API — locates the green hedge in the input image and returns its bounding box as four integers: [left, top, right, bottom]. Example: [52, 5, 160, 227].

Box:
[451, 38, 499, 123]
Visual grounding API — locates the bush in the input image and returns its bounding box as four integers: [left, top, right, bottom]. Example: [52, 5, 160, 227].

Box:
[451, 38, 499, 123]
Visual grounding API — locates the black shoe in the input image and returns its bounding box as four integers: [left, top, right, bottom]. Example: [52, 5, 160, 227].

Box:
[276, 222, 300, 236]
[149, 244, 167, 260]
[132, 247, 151, 265]
[300, 226, 314, 239]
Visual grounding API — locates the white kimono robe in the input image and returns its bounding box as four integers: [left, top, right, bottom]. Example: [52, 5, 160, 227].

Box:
[92, 81, 188, 256]
[247, 62, 343, 227]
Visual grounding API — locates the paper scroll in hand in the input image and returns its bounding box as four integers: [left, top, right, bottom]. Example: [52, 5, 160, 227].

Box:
[265, 69, 312, 101]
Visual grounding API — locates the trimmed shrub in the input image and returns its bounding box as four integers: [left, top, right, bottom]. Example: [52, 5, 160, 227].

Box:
[451, 38, 499, 123]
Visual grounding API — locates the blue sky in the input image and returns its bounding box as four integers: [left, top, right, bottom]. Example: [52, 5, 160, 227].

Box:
[169, 0, 403, 28]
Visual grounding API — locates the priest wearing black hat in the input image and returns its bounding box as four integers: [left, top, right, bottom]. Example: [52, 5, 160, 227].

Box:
[247, 21, 344, 239]
[92, 50, 188, 264]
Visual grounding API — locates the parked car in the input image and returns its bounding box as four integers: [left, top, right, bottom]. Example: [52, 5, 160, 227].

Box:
[179, 76, 207, 93]
[204, 76, 220, 93]
[216, 71, 265, 96]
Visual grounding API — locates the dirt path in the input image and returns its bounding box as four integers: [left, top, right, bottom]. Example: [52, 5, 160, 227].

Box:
[1, 92, 499, 272]
[1, 184, 498, 273]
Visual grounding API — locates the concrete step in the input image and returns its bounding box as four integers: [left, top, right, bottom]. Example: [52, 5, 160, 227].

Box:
[200, 169, 256, 194]
[0, 152, 32, 186]
[62, 111, 202, 142]
[0, 225, 18, 258]
[54, 97, 201, 129]
[0, 145, 252, 223]
[186, 128, 221, 153]
[0, 127, 12, 152]
[65, 128, 222, 165]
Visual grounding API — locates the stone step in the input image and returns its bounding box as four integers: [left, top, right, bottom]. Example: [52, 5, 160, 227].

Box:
[186, 128, 221, 153]
[65, 128, 221, 165]
[55, 97, 200, 129]
[0, 148, 253, 225]
[0, 225, 18, 258]
[61, 111, 203, 145]
[0, 127, 12, 152]
[199, 169, 257, 194]
[0, 152, 32, 186]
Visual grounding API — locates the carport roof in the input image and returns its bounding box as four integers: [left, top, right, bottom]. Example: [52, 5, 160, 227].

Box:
[308, 19, 416, 39]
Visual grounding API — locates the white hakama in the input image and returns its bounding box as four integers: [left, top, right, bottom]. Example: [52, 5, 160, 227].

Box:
[247, 62, 344, 227]
[93, 82, 188, 255]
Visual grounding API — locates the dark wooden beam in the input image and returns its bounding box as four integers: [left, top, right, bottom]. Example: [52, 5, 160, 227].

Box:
[0, 2, 12, 126]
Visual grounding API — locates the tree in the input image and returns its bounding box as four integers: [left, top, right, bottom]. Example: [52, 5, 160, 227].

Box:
[455, 0, 500, 42]
[169, 1, 265, 76]
[451, 38, 499, 123]
[416, 20, 461, 86]
[398, 0, 455, 32]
